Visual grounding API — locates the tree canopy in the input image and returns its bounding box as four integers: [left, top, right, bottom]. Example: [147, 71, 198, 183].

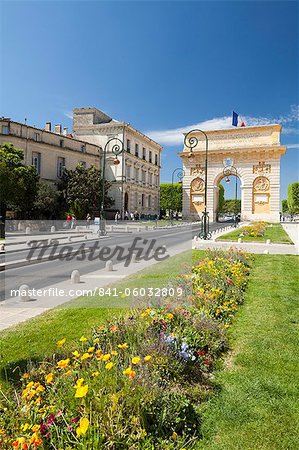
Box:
[160, 183, 183, 213]
[287, 182, 299, 214]
[59, 164, 114, 219]
[0, 143, 39, 218]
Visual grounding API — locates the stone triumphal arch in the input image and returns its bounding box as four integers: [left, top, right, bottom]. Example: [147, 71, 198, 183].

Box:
[179, 125, 286, 222]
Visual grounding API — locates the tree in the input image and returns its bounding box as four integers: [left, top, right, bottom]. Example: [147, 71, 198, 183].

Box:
[287, 182, 299, 214]
[59, 164, 114, 219]
[0, 143, 39, 219]
[281, 199, 289, 213]
[33, 181, 60, 218]
[220, 199, 241, 214]
[218, 184, 224, 211]
[160, 183, 183, 214]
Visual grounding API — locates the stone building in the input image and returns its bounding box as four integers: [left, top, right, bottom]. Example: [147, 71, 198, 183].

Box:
[73, 107, 162, 218]
[179, 124, 286, 223]
[0, 118, 100, 182]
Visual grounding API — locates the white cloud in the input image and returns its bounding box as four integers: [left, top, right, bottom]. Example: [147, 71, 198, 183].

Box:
[146, 106, 299, 146]
[64, 111, 73, 119]
[286, 143, 299, 149]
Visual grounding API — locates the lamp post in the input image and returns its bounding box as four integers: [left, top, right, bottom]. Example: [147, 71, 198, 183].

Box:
[171, 168, 185, 225]
[223, 165, 239, 227]
[184, 129, 211, 239]
[99, 137, 124, 236]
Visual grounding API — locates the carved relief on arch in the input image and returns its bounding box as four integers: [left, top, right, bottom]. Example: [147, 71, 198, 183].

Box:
[190, 177, 205, 214]
[252, 176, 270, 214]
[191, 177, 205, 193]
[253, 176, 270, 192]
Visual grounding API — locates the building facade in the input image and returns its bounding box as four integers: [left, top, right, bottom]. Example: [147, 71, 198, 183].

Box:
[0, 118, 100, 183]
[179, 124, 286, 223]
[73, 108, 162, 218]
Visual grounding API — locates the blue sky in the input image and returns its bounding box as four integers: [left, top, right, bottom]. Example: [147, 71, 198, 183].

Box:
[0, 0, 298, 199]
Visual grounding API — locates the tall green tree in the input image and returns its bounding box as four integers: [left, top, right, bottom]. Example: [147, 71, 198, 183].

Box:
[33, 181, 60, 218]
[0, 143, 39, 218]
[218, 184, 225, 211]
[59, 164, 114, 219]
[160, 183, 183, 213]
[287, 182, 299, 214]
[281, 199, 289, 213]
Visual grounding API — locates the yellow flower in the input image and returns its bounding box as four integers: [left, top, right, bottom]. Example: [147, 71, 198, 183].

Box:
[167, 313, 174, 320]
[111, 350, 118, 356]
[144, 355, 152, 362]
[79, 336, 87, 342]
[95, 349, 102, 358]
[102, 353, 111, 362]
[92, 371, 99, 378]
[131, 356, 140, 365]
[32, 424, 40, 432]
[118, 343, 128, 349]
[57, 337, 66, 347]
[57, 358, 70, 369]
[76, 417, 89, 437]
[22, 373, 29, 379]
[123, 367, 136, 379]
[88, 346, 95, 353]
[75, 384, 88, 398]
[21, 423, 31, 431]
[75, 378, 84, 388]
[81, 353, 92, 361]
[105, 362, 114, 370]
[72, 350, 80, 359]
[45, 373, 53, 384]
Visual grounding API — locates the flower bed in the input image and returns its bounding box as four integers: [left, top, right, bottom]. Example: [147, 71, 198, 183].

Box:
[239, 221, 267, 238]
[0, 250, 252, 449]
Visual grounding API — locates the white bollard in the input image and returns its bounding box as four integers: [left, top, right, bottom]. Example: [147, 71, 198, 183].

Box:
[131, 252, 138, 263]
[266, 239, 271, 244]
[84, 235, 88, 240]
[137, 227, 141, 232]
[263, 249, 269, 254]
[125, 226, 129, 232]
[106, 260, 113, 271]
[50, 225, 56, 233]
[26, 240, 32, 247]
[19, 284, 31, 302]
[237, 238, 242, 243]
[17, 222, 22, 231]
[110, 225, 114, 232]
[25, 227, 31, 235]
[0, 244, 5, 252]
[48, 239, 53, 245]
[71, 270, 80, 283]
[68, 236, 72, 242]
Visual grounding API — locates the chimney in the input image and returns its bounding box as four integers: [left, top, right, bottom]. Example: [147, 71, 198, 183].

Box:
[54, 124, 62, 134]
[45, 121, 51, 132]
[63, 127, 68, 136]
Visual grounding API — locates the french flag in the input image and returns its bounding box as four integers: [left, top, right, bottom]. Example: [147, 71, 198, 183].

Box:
[232, 111, 246, 127]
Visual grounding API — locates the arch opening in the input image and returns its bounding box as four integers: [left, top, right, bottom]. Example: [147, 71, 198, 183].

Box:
[214, 173, 242, 223]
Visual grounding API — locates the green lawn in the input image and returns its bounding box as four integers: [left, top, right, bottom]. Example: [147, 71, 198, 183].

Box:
[197, 254, 299, 450]
[217, 223, 293, 243]
[0, 250, 194, 385]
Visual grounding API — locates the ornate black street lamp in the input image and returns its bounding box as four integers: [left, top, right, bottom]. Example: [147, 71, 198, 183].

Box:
[184, 129, 211, 239]
[223, 164, 239, 227]
[99, 137, 124, 235]
[171, 167, 185, 225]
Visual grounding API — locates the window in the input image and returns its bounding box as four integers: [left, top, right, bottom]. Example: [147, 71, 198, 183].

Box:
[81, 145, 86, 153]
[141, 194, 145, 207]
[135, 192, 138, 207]
[149, 151, 152, 163]
[1, 125, 9, 135]
[142, 147, 146, 160]
[135, 143, 139, 157]
[148, 195, 152, 207]
[33, 132, 40, 142]
[32, 152, 41, 174]
[127, 139, 131, 152]
[135, 167, 139, 181]
[57, 157, 65, 178]
[126, 165, 131, 180]
[142, 170, 146, 183]
[59, 139, 64, 147]
[155, 154, 158, 165]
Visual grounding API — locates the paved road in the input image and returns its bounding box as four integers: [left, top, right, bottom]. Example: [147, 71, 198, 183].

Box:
[1, 222, 228, 301]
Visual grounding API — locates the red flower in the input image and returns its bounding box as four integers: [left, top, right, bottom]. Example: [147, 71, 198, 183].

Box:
[197, 350, 205, 357]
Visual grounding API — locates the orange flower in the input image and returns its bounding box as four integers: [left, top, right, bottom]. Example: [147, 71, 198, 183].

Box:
[45, 373, 53, 384]
[57, 358, 70, 369]
[110, 325, 118, 333]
